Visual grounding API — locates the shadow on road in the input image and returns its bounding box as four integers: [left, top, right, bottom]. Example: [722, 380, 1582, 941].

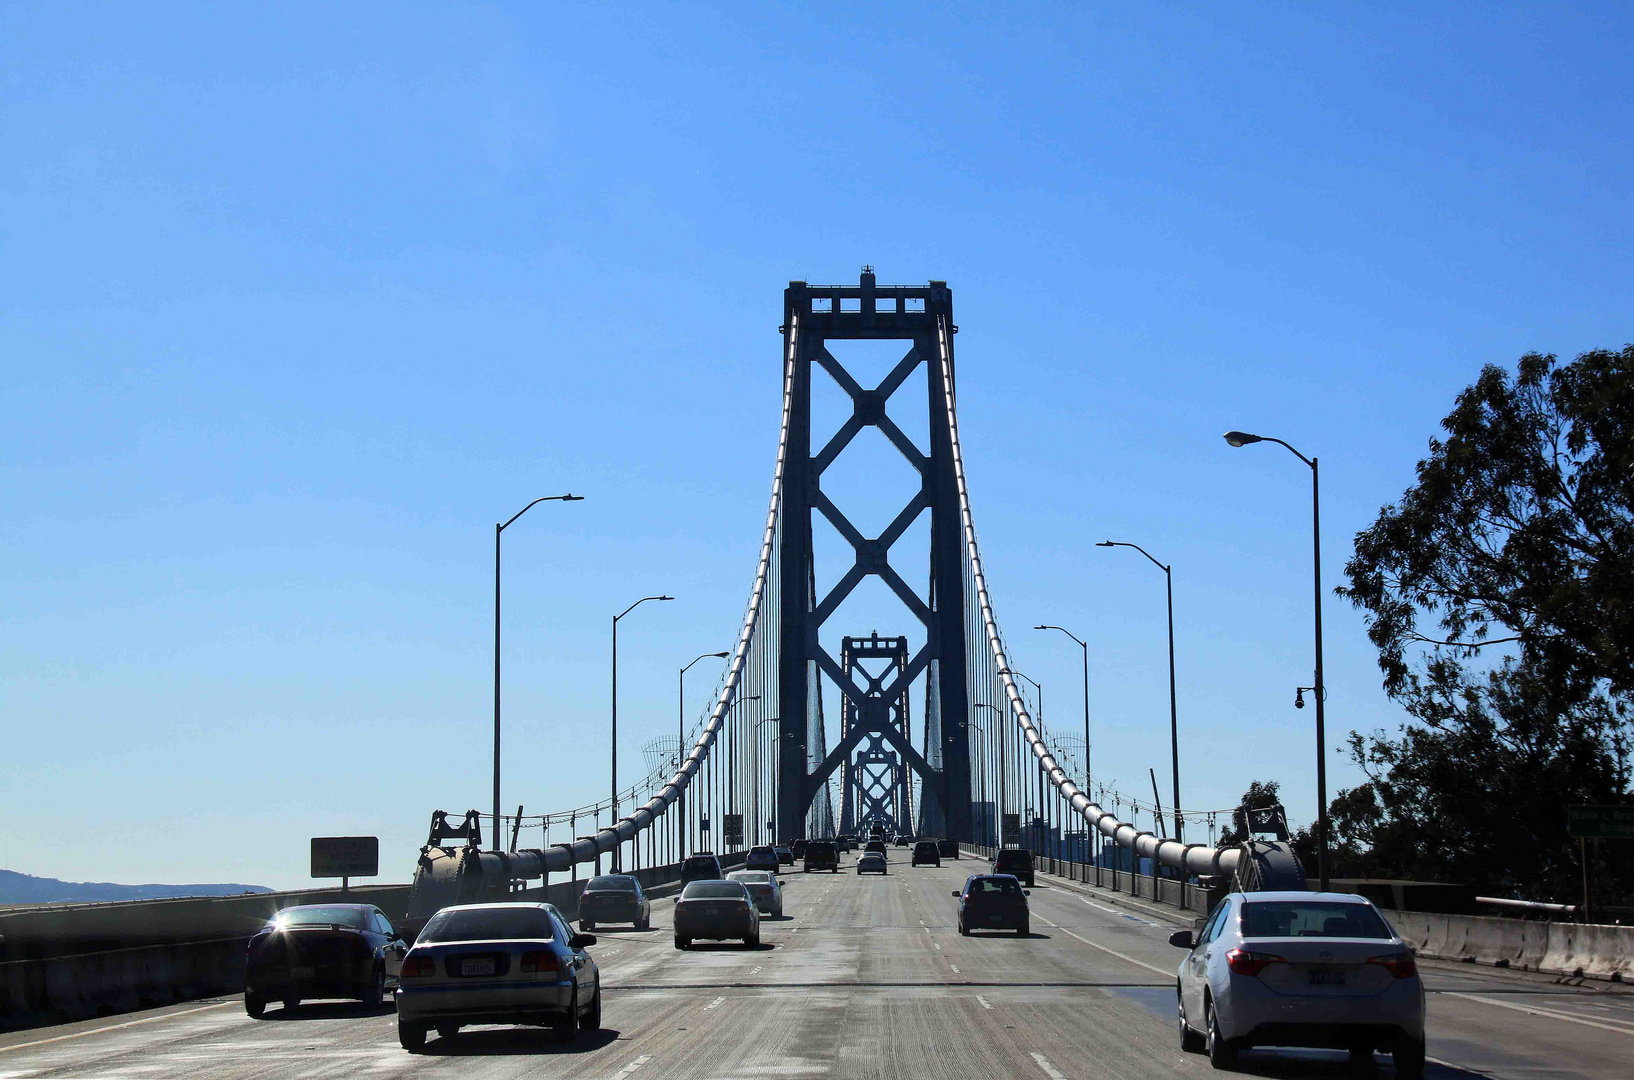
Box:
[678, 941, 778, 952]
[1220, 1048, 1493, 1079]
[420, 1027, 621, 1056]
[263, 1001, 395, 1022]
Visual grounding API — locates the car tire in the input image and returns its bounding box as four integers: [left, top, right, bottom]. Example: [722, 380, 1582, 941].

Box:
[675, 937, 690, 950]
[553, 989, 580, 1042]
[582, 983, 603, 1031]
[1206, 996, 1236, 1070]
[437, 1024, 460, 1040]
[1178, 991, 1205, 1052]
[1394, 1038, 1425, 1080]
[1017, 922, 1029, 937]
[399, 1022, 427, 1052]
[362, 964, 384, 1008]
[581, 919, 595, 932]
[244, 992, 265, 1019]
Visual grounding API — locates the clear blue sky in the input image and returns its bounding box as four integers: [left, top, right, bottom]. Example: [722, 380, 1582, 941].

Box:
[3, 3, 1629, 889]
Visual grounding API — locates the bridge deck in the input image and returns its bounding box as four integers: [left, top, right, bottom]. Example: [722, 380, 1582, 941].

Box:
[4, 863, 1630, 1078]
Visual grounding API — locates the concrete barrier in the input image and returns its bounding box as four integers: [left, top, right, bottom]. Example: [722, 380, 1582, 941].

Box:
[1386, 910, 1630, 982]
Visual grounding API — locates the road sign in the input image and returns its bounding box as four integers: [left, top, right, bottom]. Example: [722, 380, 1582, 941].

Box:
[724, 814, 744, 845]
[1001, 813, 1020, 845]
[1566, 805, 1634, 839]
[311, 836, 379, 878]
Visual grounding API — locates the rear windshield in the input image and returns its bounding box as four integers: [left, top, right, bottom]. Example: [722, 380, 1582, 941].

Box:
[274, 906, 368, 929]
[418, 907, 555, 943]
[729, 871, 773, 884]
[967, 877, 1023, 896]
[750, 847, 774, 856]
[995, 850, 1031, 868]
[684, 857, 719, 870]
[682, 882, 748, 899]
[586, 876, 638, 892]
[1240, 901, 1391, 940]
[914, 842, 937, 853]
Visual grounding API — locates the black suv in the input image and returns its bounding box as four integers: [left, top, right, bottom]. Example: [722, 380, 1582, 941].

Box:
[681, 852, 724, 885]
[790, 839, 809, 859]
[936, 838, 960, 860]
[803, 840, 840, 873]
[911, 840, 941, 867]
[992, 847, 1035, 887]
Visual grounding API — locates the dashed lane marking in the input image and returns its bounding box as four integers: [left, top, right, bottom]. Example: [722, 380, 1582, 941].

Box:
[949, 964, 960, 973]
[1030, 1051, 1069, 1079]
[0, 1001, 235, 1053]
[1032, 915, 1173, 978]
[976, 995, 994, 1010]
[614, 1054, 652, 1077]
[1077, 896, 1159, 926]
[705, 996, 727, 1010]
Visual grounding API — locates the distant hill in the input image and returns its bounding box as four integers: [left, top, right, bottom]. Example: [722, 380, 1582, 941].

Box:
[0, 869, 273, 906]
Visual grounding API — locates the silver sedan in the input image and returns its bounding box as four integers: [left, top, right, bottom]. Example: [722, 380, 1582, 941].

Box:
[726, 869, 784, 917]
[1172, 890, 1425, 1076]
[395, 903, 601, 1051]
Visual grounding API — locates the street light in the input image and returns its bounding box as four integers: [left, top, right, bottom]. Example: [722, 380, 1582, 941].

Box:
[612, 595, 673, 870]
[1223, 429, 1329, 891]
[1090, 541, 1184, 843]
[493, 494, 582, 849]
[678, 651, 729, 860]
[1033, 625, 1092, 831]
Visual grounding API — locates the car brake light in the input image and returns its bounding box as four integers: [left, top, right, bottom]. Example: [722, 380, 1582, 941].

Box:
[400, 955, 436, 978]
[520, 950, 559, 974]
[1225, 949, 1287, 977]
[1366, 952, 1417, 978]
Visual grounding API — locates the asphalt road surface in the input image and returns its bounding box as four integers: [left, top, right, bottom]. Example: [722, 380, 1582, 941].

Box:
[4, 857, 1631, 1079]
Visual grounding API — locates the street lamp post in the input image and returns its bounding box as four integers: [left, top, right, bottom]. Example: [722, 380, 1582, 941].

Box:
[493, 494, 582, 850]
[679, 651, 729, 862]
[1224, 430, 1328, 891]
[1000, 669, 1044, 853]
[612, 595, 673, 871]
[1033, 625, 1092, 831]
[1089, 542, 1184, 842]
[755, 717, 781, 844]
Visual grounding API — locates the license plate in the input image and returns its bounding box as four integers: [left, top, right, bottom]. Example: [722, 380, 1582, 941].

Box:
[290, 966, 315, 979]
[460, 957, 496, 977]
[703, 906, 724, 917]
[1308, 968, 1346, 986]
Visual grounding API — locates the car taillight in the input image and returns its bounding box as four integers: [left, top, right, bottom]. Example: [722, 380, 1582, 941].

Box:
[520, 950, 559, 975]
[1367, 952, 1417, 978]
[400, 955, 437, 978]
[1225, 949, 1287, 977]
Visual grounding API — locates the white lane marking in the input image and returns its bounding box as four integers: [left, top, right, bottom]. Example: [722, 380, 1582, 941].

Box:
[977, 994, 994, 1010]
[1452, 993, 1634, 1036]
[1033, 915, 1172, 978]
[0, 1001, 235, 1053]
[1078, 896, 1157, 926]
[705, 996, 726, 1010]
[749, 966, 763, 975]
[614, 1054, 652, 1077]
[949, 963, 960, 973]
[1030, 1051, 1069, 1079]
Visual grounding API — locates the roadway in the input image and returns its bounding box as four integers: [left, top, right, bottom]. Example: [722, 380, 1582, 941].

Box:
[3, 856, 1631, 1079]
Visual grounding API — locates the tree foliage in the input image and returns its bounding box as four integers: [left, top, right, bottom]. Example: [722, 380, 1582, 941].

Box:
[1337, 347, 1633, 901]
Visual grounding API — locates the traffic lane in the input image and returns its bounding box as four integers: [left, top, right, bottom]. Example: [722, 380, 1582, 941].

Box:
[1026, 869, 1634, 1079]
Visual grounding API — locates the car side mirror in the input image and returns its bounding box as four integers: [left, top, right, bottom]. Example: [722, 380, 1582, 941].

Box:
[1169, 929, 1195, 949]
[1023, 890, 1031, 896]
[569, 933, 596, 949]
[951, 890, 961, 897]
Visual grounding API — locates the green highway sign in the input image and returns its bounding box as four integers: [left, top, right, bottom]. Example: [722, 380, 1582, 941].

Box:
[1566, 805, 1634, 839]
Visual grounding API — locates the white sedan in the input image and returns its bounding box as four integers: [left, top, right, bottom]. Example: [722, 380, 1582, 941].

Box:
[1171, 890, 1425, 1076]
[726, 869, 783, 917]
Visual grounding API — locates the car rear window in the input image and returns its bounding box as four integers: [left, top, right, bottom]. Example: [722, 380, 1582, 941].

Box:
[684, 857, 719, 870]
[418, 907, 555, 943]
[968, 877, 1023, 896]
[274, 905, 369, 930]
[730, 871, 772, 883]
[995, 850, 1031, 869]
[586, 876, 638, 892]
[682, 882, 748, 899]
[914, 842, 937, 854]
[1240, 901, 1392, 940]
[806, 842, 836, 855]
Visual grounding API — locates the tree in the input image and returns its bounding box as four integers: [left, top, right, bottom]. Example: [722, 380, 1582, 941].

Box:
[1338, 347, 1634, 902]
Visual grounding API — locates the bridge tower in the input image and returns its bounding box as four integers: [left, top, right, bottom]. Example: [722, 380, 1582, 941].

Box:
[775, 270, 974, 843]
[837, 633, 915, 837]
